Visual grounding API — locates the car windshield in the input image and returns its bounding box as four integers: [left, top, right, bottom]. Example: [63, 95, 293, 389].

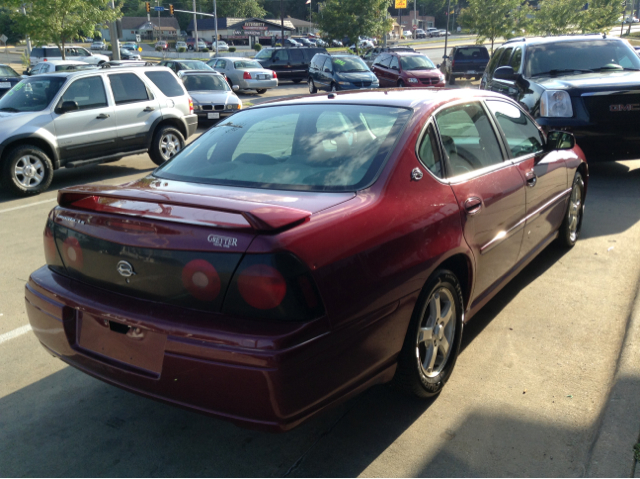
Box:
[400, 55, 436, 70]
[255, 49, 273, 59]
[179, 61, 212, 70]
[333, 57, 369, 72]
[182, 74, 230, 91]
[0, 76, 66, 112]
[0, 65, 19, 77]
[525, 40, 640, 77]
[234, 60, 262, 69]
[155, 104, 411, 192]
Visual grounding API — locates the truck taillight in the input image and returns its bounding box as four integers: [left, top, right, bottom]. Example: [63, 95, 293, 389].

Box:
[188, 97, 194, 114]
[243, 71, 252, 80]
[272, 70, 277, 79]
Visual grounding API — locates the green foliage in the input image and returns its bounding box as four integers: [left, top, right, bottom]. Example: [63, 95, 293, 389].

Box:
[0, 7, 23, 44]
[458, 0, 530, 53]
[252, 43, 262, 51]
[16, 0, 119, 59]
[178, 46, 187, 52]
[313, 0, 393, 54]
[531, 0, 619, 35]
[229, 46, 236, 52]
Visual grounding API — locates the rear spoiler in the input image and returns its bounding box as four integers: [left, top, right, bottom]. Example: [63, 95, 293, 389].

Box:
[58, 186, 312, 232]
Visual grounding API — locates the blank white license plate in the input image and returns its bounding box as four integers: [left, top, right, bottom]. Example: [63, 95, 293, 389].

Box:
[0, 82, 11, 88]
[208, 112, 220, 119]
[466, 70, 476, 75]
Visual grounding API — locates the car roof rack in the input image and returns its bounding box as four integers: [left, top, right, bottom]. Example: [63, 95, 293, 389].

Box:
[504, 37, 526, 44]
[100, 61, 155, 68]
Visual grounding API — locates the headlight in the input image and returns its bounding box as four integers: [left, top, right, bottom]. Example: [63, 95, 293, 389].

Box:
[338, 81, 351, 86]
[192, 104, 202, 111]
[408, 78, 419, 83]
[540, 90, 573, 118]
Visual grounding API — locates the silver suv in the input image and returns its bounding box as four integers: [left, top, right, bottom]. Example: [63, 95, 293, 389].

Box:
[0, 66, 198, 197]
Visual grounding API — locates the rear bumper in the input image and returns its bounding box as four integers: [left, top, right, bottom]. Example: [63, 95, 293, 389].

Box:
[238, 79, 278, 90]
[25, 266, 409, 431]
[184, 114, 198, 137]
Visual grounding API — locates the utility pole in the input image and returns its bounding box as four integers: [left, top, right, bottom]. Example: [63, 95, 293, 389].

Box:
[193, 0, 198, 49]
[280, 0, 285, 45]
[443, 0, 451, 62]
[213, 0, 218, 56]
[413, 0, 417, 39]
[20, 4, 32, 56]
[110, 0, 121, 60]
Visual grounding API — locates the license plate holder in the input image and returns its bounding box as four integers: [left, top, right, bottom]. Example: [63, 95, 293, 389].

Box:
[208, 112, 220, 119]
[0, 82, 11, 88]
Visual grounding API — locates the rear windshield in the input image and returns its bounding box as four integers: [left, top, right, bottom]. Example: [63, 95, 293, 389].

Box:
[182, 74, 230, 91]
[0, 65, 19, 77]
[454, 47, 489, 59]
[155, 104, 411, 192]
[400, 55, 436, 71]
[178, 61, 212, 70]
[525, 40, 640, 77]
[233, 60, 262, 69]
[144, 71, 185, 97]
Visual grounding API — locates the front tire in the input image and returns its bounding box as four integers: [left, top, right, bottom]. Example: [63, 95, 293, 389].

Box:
[558, 172, 585, 247]
[394, 269, 464, 398]
[1, 144, 54, 197]
[256, 88, 267, 94]
[308, 78, 317, 93]
[149, 126, 184, 166]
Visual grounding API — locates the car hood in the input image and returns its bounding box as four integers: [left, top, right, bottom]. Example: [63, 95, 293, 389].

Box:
[533, 70, 640, 94]
[335, 72, 377, 82]
[404, 69, 441, 78]
[190, 91, 238, 104]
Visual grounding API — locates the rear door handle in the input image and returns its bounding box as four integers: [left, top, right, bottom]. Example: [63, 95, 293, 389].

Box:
[525, 170, 537, 187]
[143, 106, 155, 112]
[464, 197, 482, 215]
[96, 113, 110, 119]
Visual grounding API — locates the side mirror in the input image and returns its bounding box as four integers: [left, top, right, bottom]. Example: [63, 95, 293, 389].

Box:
[391, 65, 398, 70]
[324, 68, 332, 73]
[545, 130, 575, 151]
[494, 66, 519, 82]
[232, 85, 239, 91]
[56, 100, 79, 114]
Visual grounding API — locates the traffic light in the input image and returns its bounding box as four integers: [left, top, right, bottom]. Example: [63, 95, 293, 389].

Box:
[145, 2, 150, 13]
[169, 4, 174, 15]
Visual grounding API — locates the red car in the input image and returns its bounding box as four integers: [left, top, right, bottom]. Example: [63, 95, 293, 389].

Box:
[26, 89, 587, 431]
[372, 51, 446, 88]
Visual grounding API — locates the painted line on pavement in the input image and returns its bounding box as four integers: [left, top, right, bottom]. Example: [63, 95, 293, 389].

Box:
[0, 324, 33, 345]
[0, 198, 56, 214]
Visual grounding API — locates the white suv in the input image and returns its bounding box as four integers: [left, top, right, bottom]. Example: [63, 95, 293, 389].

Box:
[30, 46, 110, 65]
[0, 66, 198, 196]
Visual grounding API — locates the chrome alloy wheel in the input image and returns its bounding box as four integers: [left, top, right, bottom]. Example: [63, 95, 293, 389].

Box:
[160, 133, 181, 161]
[14, 155, 45, 188]
[568, 182, 582, 243]
[416, 287, 456, 378]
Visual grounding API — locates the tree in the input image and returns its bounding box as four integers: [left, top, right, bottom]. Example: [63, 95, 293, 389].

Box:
[313, 0, 393, 52]
[457, 0, 530, 53]
[531, 0, 621, 35]
[578, 0, 621, 33]
[17, 0, 119, 59]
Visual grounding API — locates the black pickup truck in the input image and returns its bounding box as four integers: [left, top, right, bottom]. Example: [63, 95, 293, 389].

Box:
[439, 45, 490, 84]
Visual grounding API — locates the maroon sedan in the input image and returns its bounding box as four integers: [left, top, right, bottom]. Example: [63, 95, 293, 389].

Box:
[372, 52, 446, 88]
[26, 89, 587, 431]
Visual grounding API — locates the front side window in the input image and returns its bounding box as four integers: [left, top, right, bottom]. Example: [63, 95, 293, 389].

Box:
[0, 76, 66, 112]
[323, 57, 333, 72]
[155, 104, 411, 192]
[59, 76, 107, 110]
[435, 102, 504, 177]
[109, 73, 149, 104]
[486, 100, 544, 157]
[510, 48, 523, 71]
[487, 48, 504, 75]
[497, 47, 513, 68]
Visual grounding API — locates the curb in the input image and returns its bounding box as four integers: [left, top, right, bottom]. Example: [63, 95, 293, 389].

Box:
[586, 273, 640, 477]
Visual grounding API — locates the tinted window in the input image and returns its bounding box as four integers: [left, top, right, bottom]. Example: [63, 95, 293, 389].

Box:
[255, 48, 273, 60]
[0, 77, 66, 112]
[44, 48, 61, 57]
[145, 71, 184, 97]
[183, 74, 229, 91]
[109, 73, 149, 104]
[155, 104, 411, 192]
[486, 100, 544, 157]
[31, 48, 43, 57]
[400, 55, 436, 70]
[454, 47, 489, 59]
[435, 102, 504, 177]
[177, 61, 212, 70]
[290, 49, 304, 62]
[233, 60, 261, 69]
[487, 48, 504, 74]
[274, 50, 289, 61]
[379, 54, 392, 67]
[418, 124, 444, 178]
[323, 57, 333, 72]
[497, 48, 513, 67]
[60, 76, 107, 110]
[0, 65, 19, 77]
[510, 48, 523, 71]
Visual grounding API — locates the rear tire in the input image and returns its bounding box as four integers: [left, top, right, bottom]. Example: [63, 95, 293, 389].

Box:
[1, 144, 54, 197]
[256, 89, 267, 94]
[292, 79, 302, 84]
[394, 269, 463, 398]
[308, 78, 317, 93]
[558, 172, 585, 247]
[149, 125, 184, 166]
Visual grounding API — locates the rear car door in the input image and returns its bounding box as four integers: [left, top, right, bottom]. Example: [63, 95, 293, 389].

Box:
[53, 75, 118, 162]
[107, 72, 162, 152]
[288, 48, 306, 79]
[435, 100, 526, 303]
[271, 49, 291, 79]
[485, 99, 568, 260]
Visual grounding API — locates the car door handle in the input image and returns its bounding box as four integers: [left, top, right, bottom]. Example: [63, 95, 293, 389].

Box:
[96, 113, 110, 119]
[143, 106, 155, 112]
[525, 170, 537, 187]
[464, 197, 483, 215]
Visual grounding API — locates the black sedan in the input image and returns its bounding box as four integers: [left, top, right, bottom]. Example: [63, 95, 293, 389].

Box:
[0, 64, 23, 98]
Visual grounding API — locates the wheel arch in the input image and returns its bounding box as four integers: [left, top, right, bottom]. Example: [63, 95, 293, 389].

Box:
[146, 117, 187, 149]
[576, 162, 589, 198]
[0, 136, 60, 170]
[430, 253, 473, 313]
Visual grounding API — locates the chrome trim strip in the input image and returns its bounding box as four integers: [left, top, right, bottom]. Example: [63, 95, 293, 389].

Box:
[581, 90, 640, 97]
[480, 187, 571, 255]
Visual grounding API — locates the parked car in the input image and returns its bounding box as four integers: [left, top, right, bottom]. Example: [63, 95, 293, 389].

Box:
[90, 40, 105, 50]
[0, 66, 197, 196]
[211, 40, 229, 52]
[361, 46, 416, 68]
[175, 41, 188, 51]
[0, 64, 24, 98]
[402, 30, 413, 38]
[30, 46, 109, 66]
[438, 29, 450, 36]
[331, 39, 343, 47]
[350, 39, 375, 51]
[187, 39, 208, 52]
[440, 45, 490, 83]
[281, 38, 302, 47]
[308, 53, 378, 92]
[25, 88, 587, 432]
[416, 28, 427, 39]
[208, 57, 277, 94]
[120, 48, 141, 60]
[25, 60, 97, 76]
[178, 70, 241, 123]
[371, 51, 445, 88]
[158, 59, 214, 74]
[121, 42, 138, 51]
[255, 47, 327, 82]
[426, 27, 440, 37]
[480, 35, 640, 162]
[292, 37, 314, 47]
[155, 40, 169, 51]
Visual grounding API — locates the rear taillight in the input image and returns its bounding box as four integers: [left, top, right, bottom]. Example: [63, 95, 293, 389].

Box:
[43, 58, 48, 62]
[222, 253, 324, 321]
[272, 70, 277, 79]
[182, 259, 221, 301]
[243, 71, 252, 80]
[188, 97, 194, 114]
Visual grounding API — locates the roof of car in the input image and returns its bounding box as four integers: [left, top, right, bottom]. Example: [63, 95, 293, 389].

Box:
[36, 60, 89, 65]
[178, 70, 223, 75]
[31, 65, 175, 80]
[254, 88, 511, 110]
[501, 34, 614, 47]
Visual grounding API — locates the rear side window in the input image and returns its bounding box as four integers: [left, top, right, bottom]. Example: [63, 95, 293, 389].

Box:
[145, 71, 184, 97]
[418, 124, 444, 178]
[31, 48, 43, 57]
[389, 56, 399, 69]
[290, 49, 304, 62]
[274, 50, 289, 61]
[45, 48, 61, 57]
[302, 49, 316, 61]
[109, 73, 150, 104]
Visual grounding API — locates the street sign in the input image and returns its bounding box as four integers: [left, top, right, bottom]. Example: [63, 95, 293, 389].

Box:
[395, 0, 407, 8]
[412, 25, 417, 30]
[0, 34, 7, 44]
[154, 6, 165, 11]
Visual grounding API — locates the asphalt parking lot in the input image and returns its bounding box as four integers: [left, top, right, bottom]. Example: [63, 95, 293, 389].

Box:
[1, 48, 640, 477]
